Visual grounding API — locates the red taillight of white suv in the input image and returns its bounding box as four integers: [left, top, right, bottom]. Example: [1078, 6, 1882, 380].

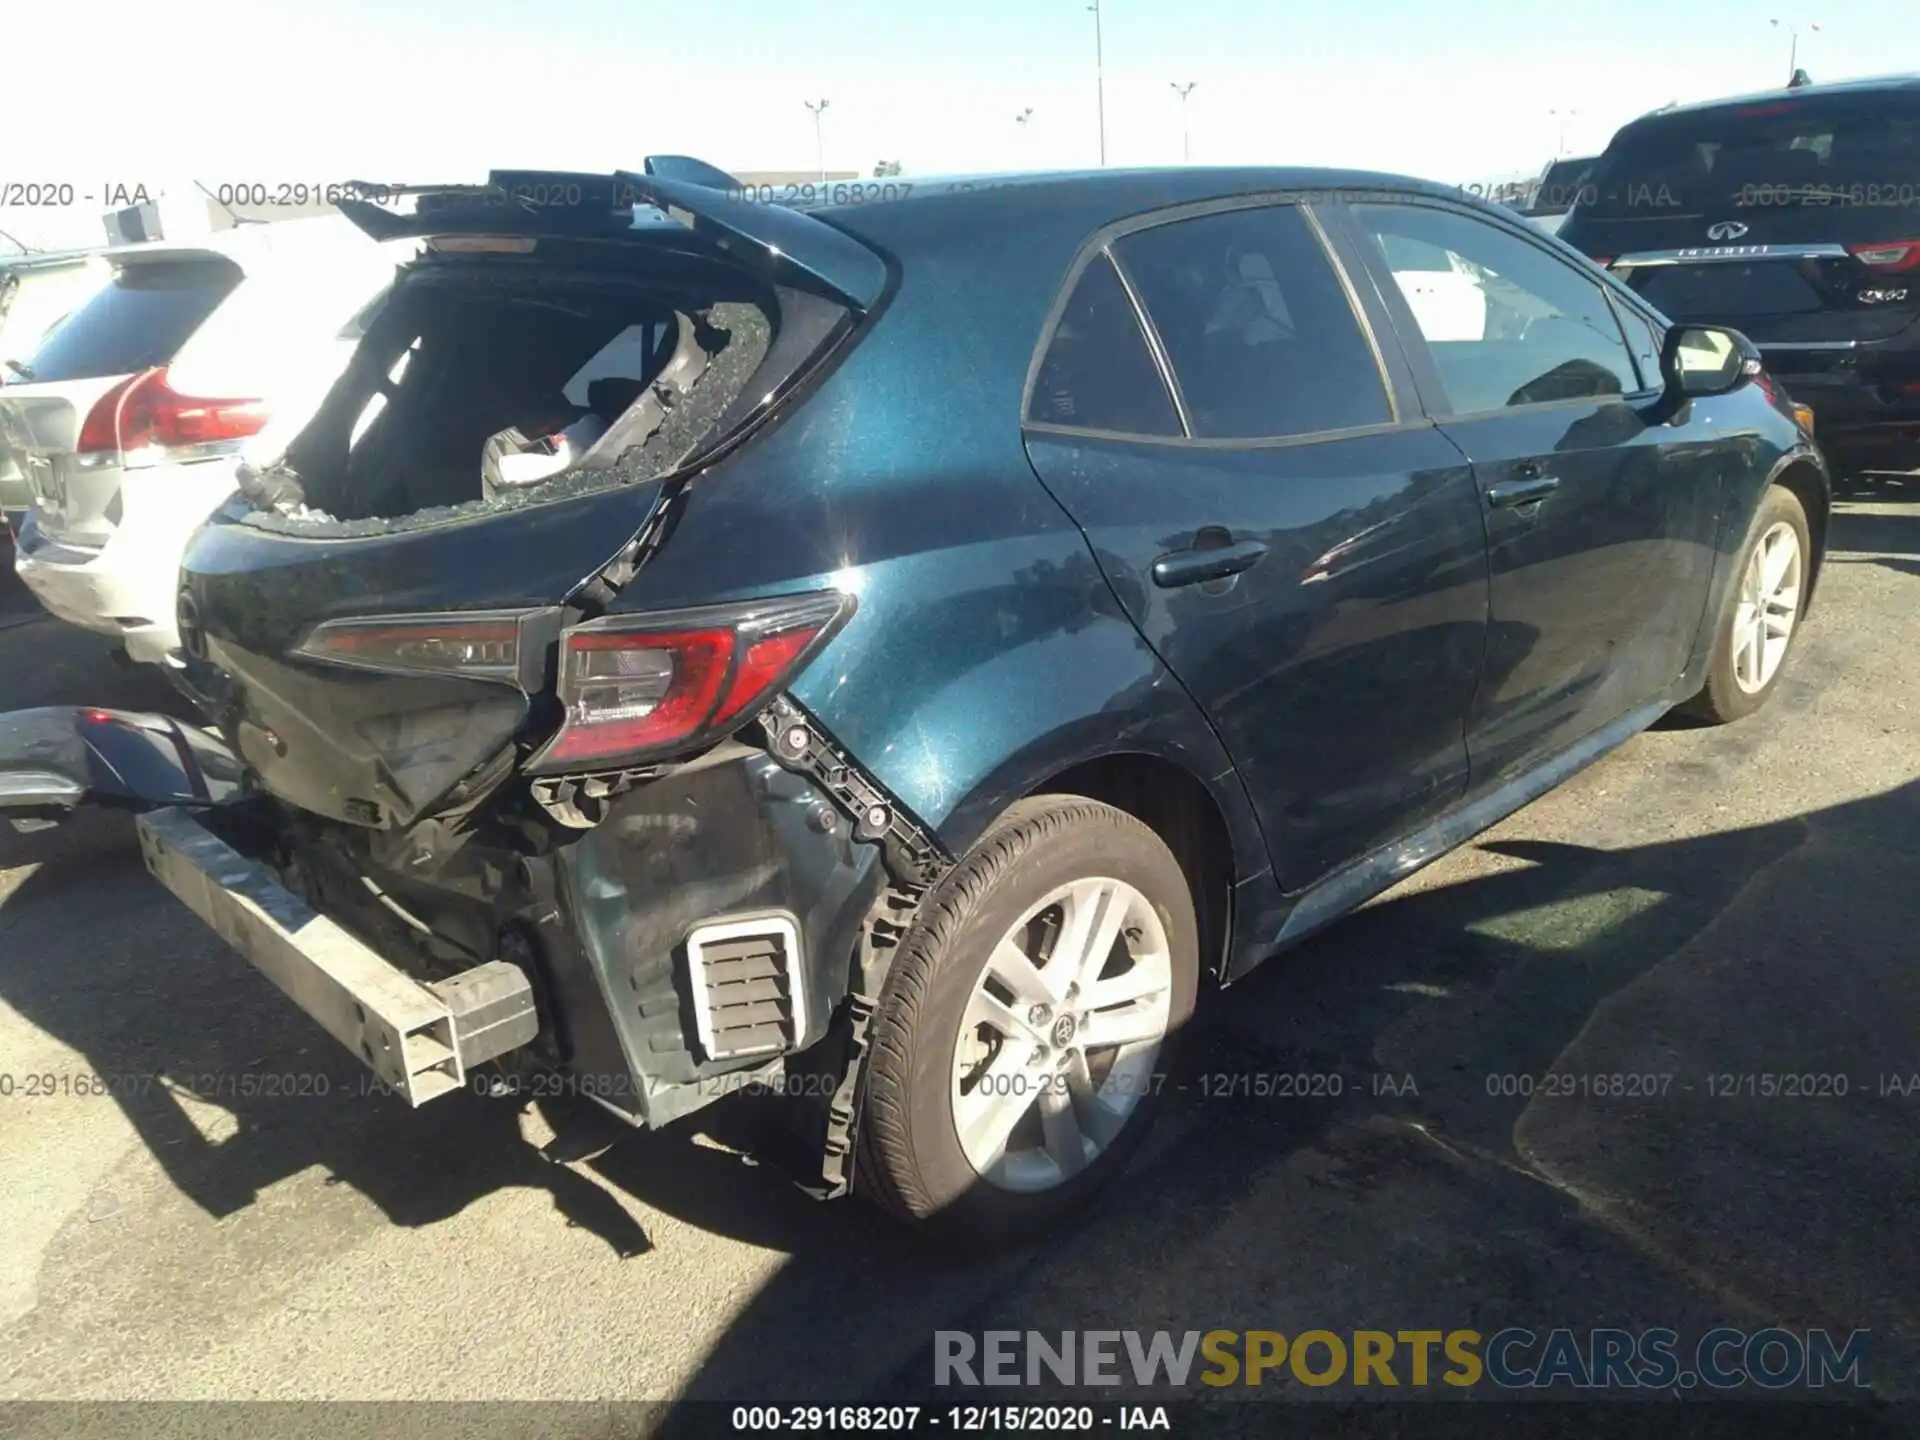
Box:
[75, 366, 269, 469]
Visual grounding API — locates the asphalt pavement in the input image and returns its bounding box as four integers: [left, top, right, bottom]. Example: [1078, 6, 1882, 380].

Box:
[0, 489, 1916, 1437]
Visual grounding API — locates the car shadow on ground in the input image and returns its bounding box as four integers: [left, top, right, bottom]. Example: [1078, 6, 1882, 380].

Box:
[0, 807, 657, 1257]
[6, 775, 1913, 1435]
[0, 618, 655, 1258]
[634, 780, 1917, 1431]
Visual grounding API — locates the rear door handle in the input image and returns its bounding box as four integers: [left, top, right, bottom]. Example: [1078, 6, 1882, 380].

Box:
[1485, 475, 1561, 509]
[1151, 538, 1269, 588]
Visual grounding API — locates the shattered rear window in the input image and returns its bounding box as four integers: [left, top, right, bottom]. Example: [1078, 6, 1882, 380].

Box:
[237, 268, 778, 536]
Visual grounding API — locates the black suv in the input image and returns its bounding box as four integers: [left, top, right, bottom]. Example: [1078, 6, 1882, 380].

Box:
[1561, 75, 1920, 475]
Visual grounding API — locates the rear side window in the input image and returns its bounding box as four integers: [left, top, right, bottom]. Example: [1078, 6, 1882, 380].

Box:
[1028, 253, 1180, 435]
[22, 259, 240, 383]
[1115, 205, 1390, 440]
[1352, 203, 1637, 413]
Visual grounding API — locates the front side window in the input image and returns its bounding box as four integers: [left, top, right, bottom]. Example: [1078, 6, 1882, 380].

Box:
[1351, 203, 1638, 413]
[1114, 204, 1390, 440]
[1028, 252, 1181, 436]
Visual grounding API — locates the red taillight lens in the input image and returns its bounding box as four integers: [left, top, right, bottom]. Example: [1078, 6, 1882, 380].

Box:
[1848, 240, 1920, 272]
[711, 628, 820, 726]
[547, 627, 736, 762]
[1590, 255, 1614, 269]
[295, 610, 534, 683]
[75, 372, 145, 457]
[75, 366, 268, 461]
[535, 591, 852, 770]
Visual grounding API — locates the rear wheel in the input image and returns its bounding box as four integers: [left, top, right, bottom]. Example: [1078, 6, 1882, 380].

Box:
[1676, 485, 1811, 724]
[856, 797, 1199, 1245]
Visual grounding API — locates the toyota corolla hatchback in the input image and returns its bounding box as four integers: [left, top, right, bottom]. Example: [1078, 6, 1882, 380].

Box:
[0, 162, 1828, 1244]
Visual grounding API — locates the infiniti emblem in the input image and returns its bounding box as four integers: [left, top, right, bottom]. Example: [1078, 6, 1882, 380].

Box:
[1707, 220, 1750, 241]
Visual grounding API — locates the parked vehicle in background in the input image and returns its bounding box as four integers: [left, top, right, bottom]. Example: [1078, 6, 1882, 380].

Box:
[1560, 74, 1920, 476]
[2, 218, 409, 660]
[0, 164, 1827, 1246]
[1518, 154, 1601, 237]
[1, 249, 110, 534]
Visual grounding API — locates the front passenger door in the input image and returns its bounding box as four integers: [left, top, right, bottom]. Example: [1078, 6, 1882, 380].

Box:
[1342, 200, 1727, 785]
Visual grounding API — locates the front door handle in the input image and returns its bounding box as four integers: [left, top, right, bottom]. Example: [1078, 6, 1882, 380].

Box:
[1485, 475, 1561, 509]
[1151, 538, 1269, 588]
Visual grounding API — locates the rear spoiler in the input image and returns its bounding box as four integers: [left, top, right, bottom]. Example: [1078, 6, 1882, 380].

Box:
[334, 157, 887, 311]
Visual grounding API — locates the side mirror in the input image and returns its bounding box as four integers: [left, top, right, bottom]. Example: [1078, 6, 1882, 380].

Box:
[1661, 324, 1763, 399]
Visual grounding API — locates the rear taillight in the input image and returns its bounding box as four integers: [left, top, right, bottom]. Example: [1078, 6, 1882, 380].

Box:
[1590, 256, 1614, 269]
[296, 610, 535, 683]
[75, 366, 268, 466]
[294, 592, 852, 772]
[1848, 241, 1920, 272]
[534, 591, 852, 770]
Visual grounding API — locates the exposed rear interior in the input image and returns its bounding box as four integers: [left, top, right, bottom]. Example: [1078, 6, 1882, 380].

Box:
[242, 237, 839, 531]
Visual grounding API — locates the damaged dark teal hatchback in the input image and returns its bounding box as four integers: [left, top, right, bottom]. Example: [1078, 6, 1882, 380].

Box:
[0, 160, 1829, 1243]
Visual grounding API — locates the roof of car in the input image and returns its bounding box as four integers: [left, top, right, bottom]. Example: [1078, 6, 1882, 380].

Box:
[93, 215, 396, 274]
[804, 165, 1472, 217]
[1626, 72, 1920, 125]
[1, 246, 109, 274]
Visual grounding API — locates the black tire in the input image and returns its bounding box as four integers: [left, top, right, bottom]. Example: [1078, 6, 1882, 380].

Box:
[856, 796, 1200, 1246]
[1675, 485, 1812, 725]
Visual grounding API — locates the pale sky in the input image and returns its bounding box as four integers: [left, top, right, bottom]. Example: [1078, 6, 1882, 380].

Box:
[0, 0, 1895, 251]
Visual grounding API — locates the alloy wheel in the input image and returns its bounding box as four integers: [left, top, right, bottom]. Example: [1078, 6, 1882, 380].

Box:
[950, 876, 1174, 1193]
[1733, 520, 1802, 694]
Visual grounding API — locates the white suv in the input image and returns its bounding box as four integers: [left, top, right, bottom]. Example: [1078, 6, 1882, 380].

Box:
[1, 250, 111, 530]
[2, 218, 408, 663]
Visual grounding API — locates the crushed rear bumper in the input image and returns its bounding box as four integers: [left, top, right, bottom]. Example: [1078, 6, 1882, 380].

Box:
[0, 701, 924, 1147]
[137, 807, 539, 1105]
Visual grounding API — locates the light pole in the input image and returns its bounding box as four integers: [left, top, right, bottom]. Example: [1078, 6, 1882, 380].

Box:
[1088, 0, 1106, 167]
[1171, 81, 1197, 163]
[805, 98, 830, 182]
[1769, 18, 1820, 81]
[1549, 107, 1576, 158]
[1016, 106, 1034, 158]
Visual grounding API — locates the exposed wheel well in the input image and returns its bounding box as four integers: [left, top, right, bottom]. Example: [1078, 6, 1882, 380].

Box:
[1026, 754, 1235, 983]
[1774, 460, 1829, 609]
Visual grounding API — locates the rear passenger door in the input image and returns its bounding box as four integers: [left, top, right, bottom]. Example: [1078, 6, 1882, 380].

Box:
[1338, 199, 1726, 784]
[1023, 199, 1492, 894]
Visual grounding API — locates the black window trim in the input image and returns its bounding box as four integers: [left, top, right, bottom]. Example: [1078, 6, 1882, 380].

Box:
[1021, 190, 1424, 451]
[1335, 191, 1660, 422]
[1105, 244, 1194, 436]
[1604, 289, 1667, 398]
